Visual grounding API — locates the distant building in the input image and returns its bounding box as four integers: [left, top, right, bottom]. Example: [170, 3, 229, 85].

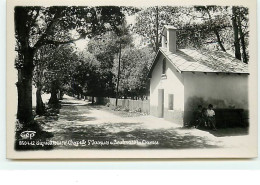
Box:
[148, 25, 249, 127]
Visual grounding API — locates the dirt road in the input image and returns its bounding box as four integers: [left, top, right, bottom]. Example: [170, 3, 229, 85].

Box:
[41, 95, 249, 150]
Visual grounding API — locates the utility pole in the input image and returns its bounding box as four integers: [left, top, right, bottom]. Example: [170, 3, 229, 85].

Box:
[115, 41, 122, 106]
[155, 6, 159, 51]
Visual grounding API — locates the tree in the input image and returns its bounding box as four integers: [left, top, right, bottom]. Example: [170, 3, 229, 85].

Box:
[33, 45, 55, 115]
[45, 44, 79, 104]
[33, 43, 79, 114]
[88, 25, 132, 98]
[194, 6, 229, 52]
[112, 46, 154, 99]
[134, 6, 229, 51]
[232, 6, 241, 60]
[87, 32, 119, 97]
[134, 6, 182, 52]
[232, 6, 249, 63]
[70, 49, 100, 103]
[15, 6, 126, 124]
[134, 6, 249, 63]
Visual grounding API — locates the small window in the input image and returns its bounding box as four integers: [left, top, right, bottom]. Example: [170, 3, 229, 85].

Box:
[168, 94, 174, 110]
[162, 58, 166, 74]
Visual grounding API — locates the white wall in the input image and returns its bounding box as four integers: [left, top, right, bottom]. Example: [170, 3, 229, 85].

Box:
[184, 72, 249, 110]
[150, 54, 184, 112]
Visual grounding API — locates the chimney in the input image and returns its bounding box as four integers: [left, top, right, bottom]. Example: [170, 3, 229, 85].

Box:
[162, 25, 177, 53]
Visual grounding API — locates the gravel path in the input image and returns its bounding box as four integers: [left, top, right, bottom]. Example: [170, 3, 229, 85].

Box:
[41, 95, 249, 150]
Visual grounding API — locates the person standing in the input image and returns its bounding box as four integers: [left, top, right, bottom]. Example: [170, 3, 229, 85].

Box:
[207, 104, 217, 131]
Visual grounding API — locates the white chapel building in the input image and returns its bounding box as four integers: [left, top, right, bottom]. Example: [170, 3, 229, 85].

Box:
[148, 25, 249, 127]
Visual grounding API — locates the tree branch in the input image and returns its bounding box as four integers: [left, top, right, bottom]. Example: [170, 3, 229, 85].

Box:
[33, 9, 63, 51]
[33, 32, 90, 51]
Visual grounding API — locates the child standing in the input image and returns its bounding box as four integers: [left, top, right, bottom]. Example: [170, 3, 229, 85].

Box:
[207, 104, 217, 131]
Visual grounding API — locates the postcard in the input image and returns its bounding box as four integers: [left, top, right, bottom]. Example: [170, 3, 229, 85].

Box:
[6, 0, 257, 159]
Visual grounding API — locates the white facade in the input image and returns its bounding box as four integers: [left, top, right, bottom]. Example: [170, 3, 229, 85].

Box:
[149, 60, 249, 125]
[149, 25, 249, 126]
[150, 54, 185, 124]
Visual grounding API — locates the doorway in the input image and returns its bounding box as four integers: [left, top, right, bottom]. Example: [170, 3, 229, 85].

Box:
[158, 89, 164, 118]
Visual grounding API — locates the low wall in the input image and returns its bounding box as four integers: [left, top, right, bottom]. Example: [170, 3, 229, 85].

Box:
[108, 98, 150, 114]
[85, 96, 150, 114]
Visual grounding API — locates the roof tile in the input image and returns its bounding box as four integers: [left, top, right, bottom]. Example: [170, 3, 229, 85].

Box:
[160, 47, 248, 73]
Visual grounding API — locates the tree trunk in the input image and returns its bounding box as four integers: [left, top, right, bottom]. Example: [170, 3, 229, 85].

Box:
[232, 7, 241, 60]
[48, 81, 59, 105]
[16, 70, 33, 123]
[59, 90, 64, 100]
[91, 96, 95, 104]
[49, 90, 58, 104]
[214, 30, 226, 52]
[16, 51, 34, 124]
[155, 6, 159, 52]
[237, 12, 248, 63]
[205, 7, 226, 52]
[36, 86, 45, 115]
[115, 41, 122, 106]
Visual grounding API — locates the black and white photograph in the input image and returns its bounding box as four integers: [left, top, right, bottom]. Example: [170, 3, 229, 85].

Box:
[6, 0, 257, 159]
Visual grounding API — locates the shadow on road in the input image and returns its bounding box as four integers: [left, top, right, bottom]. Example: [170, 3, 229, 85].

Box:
[49, 121, 220, 150]
[207, 127, 249, 137]
[40, 96, 231, 150]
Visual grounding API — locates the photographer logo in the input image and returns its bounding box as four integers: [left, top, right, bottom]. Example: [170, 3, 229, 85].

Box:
[20, 131, 36, 140]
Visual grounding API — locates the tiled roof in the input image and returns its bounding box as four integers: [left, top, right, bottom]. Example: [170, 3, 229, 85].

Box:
[159, 47, 249, 74]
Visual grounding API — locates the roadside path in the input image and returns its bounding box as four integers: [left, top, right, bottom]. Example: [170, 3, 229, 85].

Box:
[41, 95, 249, 150]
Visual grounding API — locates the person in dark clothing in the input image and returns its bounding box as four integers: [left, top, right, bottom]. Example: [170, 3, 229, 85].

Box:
[195, 107, 208, 129]
[193, 105, 202, 128]
[195, 105, 202, 118]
